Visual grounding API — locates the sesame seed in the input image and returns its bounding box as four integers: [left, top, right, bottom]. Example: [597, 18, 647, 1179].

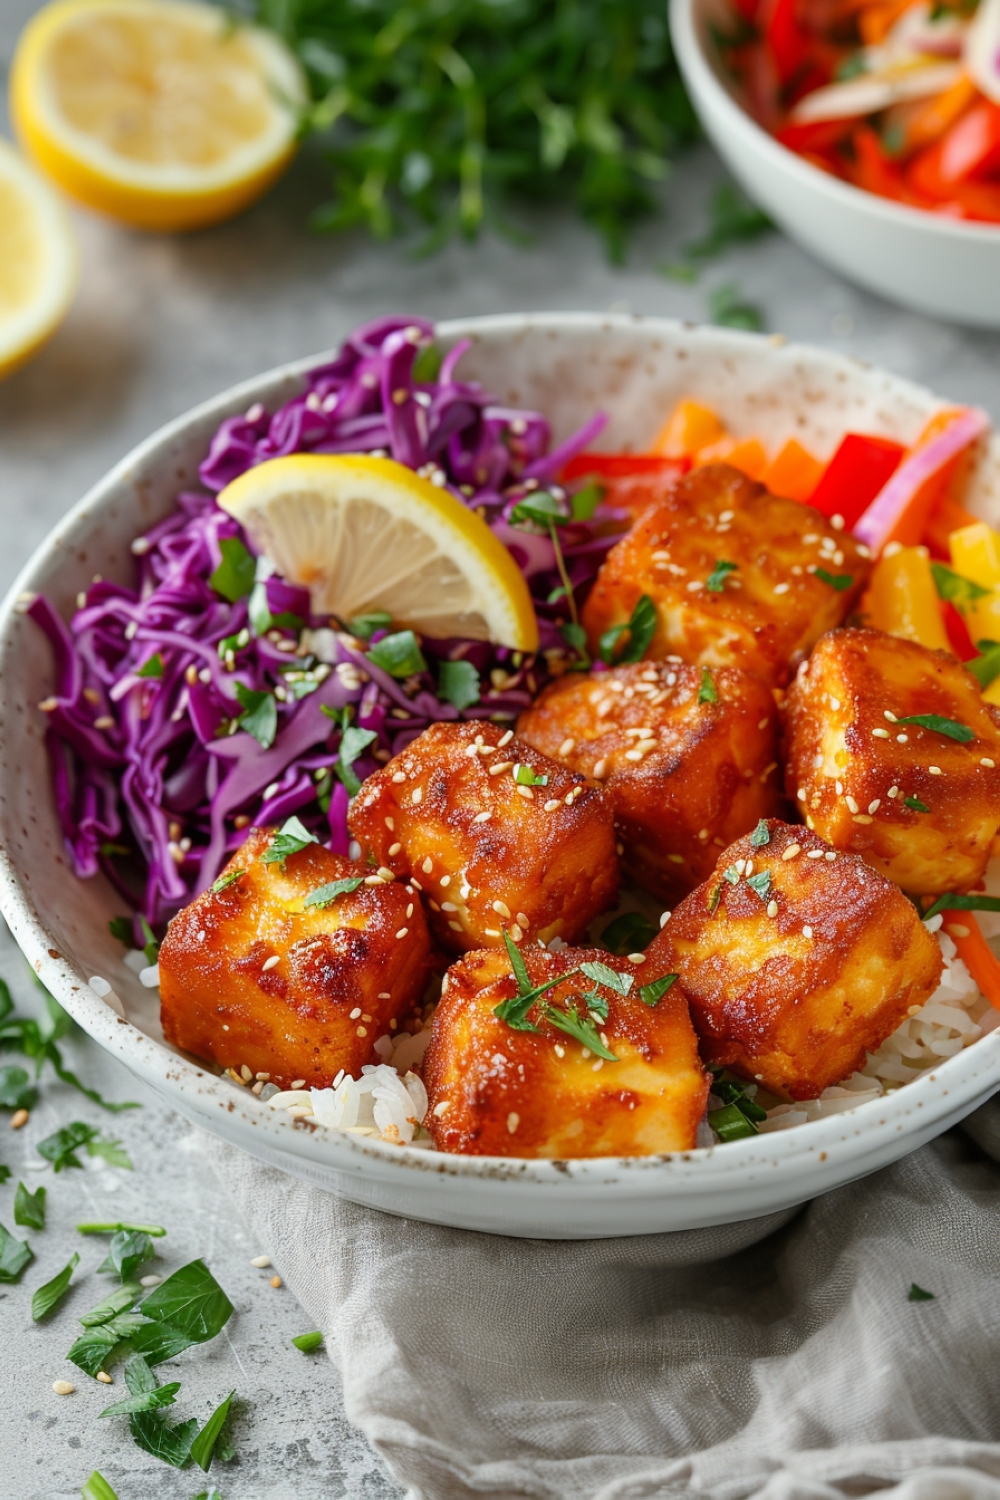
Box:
[488, 761, 513, 775]
[406, 903, 414, 919]
[835, 780, 844, 795]
[250, 1254, 271, 1267]
[982, 757, 996, 768]
[868, 799, 881, 814]
[270, 1275, 283, 1288]
[256, 1072, 270, 1081]
[485, 927, 501, 938]
[767, 900, 778, 917]
[474, 811, 491, 823]
[735, 859, 746, 875]
[797, 789, 806, 802]
[421, 857, 433, 873]
[782, 844, 801, 861]
[758, 718, 769, 730]
[744, 860, 753, 877]
[773, 582, 790, 595]
[384, 816, 395, 830]
[554, 1044, 565, 1058]
[507, 1112, 520, 1134]
[627, 952, 646, 964]
[830, 514, 845, 531]
[377, 866, 395, 880]
[853, 814, 873, 824]
[845, 796, 859, 814]
[624, 748, 644, 762]
[290, 1079, 306, 1089]
[364, 874, 386, 885]
[240, 1063, 253, 1082]
[806, 848, 824, 860]
[52, 1382, 75, 1396]
[517, 784, 535, 800]
[10, 1108, 29, 1129]
[440, 875, 451, 886]
[543, 798, 560, 812]
[356, 1025, 368, 1037]
[395, 927, 409, 939]
[888, 785, 900, 798]
[802, 926, 813, 938]
[517, 911, 530, 927]
[433, 1100, 450, 1116]
[873, 728, 890, 739]
[592, 758, 608, 779]
[94, 716, 115, 730]
[825, 850, 836, 861]
[448, 920, 463, 932]
[928, 766, 942, 776]
[392, 770, 406, 783]
[947, 923, 971, 939]
[411, 786, 423, 804]
[558, 738, 575, 756]
[884, 710, 898, 722]
[491, 900, 511, 920]
[96, 1371, 114, 1384]
[441, 901, 458, 912]
[261, 955, 280, 972]
[829, 697, 841, 711]
[660, 910, 672, 927]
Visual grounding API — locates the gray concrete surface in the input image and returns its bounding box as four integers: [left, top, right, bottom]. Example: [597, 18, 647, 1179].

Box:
[2, 0, 1000, 1495]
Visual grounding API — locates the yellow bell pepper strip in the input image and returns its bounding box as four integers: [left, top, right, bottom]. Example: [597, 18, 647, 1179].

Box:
[762, 438, 825, 502]
[854, 407, 991, 553]
[864, 545, 951, 651]
[949, 521, 1000, 591]
[652, 400, 725, 459]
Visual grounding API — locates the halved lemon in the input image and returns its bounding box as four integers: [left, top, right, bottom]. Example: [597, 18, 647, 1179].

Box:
[217, 454, 540, 651]
[10, 0, 306, 233]
[0, 137, 77, 381]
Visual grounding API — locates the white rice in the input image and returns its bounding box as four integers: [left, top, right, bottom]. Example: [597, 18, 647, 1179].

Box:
[267, 1029, 433, 1146]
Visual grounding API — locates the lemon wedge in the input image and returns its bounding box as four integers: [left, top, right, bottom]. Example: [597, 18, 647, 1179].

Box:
[217, 454, 540, 651]
[10, 0, 306, 233]
[0, 137, 77, 381]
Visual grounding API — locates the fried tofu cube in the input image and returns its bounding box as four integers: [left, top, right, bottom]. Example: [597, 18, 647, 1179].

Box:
[348, 721, 619, 954]
[159, 828, 433, 1090]
[659, 819, 942, 1100]
[423, 943, 708, 1157]
[517, 660, 784, 901]
[785, 626, 1000, 894]
[581, 464, 871, 689]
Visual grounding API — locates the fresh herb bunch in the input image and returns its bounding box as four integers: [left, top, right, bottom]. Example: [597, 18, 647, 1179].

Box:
[245, 0, 699, 258]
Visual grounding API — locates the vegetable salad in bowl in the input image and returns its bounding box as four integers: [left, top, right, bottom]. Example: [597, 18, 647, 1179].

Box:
[23, 315, 1000, 1165]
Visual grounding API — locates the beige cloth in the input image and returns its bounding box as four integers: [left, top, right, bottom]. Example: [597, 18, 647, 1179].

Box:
[213, 1098, 1000, 1500]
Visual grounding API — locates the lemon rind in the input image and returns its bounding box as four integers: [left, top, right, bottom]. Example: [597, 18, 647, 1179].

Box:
[0, 138, 77, 376]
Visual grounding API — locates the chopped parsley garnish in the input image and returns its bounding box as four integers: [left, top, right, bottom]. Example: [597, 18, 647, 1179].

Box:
[746, 869, 772, 901]
[211, 869, 245, 894]
[367, 629, 428, 679]
[814, 568, 854, 591]
[0, 979, 138, 1113]
[322, 705, 378, 796]
[493, 934, 618, 1058]
[904, 797, 930, 813]
[108, 915, 133, 946]
[708, 282, 764, 332]
[894, 714, 974, 743]
[930, 562, 989, 610]
[705, 559, 738, 593]
[541, 1000, 618, 1060]
[96, 1230, 156, 1283]
[513, 762, 548, 787]
[217, 627, 250, 660]
[921, 892, 1000, 922]
[304, 877, 364, 909]
[99, 1380, 181, 1418]
[209, 537, 256, 603]
[698, 667, 717, 704]
[510, 490, 570, 529]
[37, 1122, 131, 1173]
[600, 911, 656, 954]
[599, 594, 657, 664]
[722, 865, 741, 885]
[14, 1181, 46, 1229]
[248, 581, 302, 637]
[32, 1252, 80, 1322]
[571, 482, 604, 521]
[0, 1064, 37, 1111]
[908, 1283, 935, 1301]
[263, 816, 318, 869]
[437, 658, 480, 711]
[348, 610, 393, 641]
[559, 620, 591, 670]
[967, 642, 1000, 691]
[750, 819, 771, 847]
[0, 1220, 33, 1282]
[139, 917, 160, 965]
[82, 1474, 120, 1500]
[135, 653, 164, 678]
[640, 974, 677, 1007]
[708, 884, 722, 913]
[292, 1331, 324, 1353]
[233, 684, 278, 749]
[579, 960, 633, 996]
[189, 1388, 236, 1472]
[583, 988, 609, 1021]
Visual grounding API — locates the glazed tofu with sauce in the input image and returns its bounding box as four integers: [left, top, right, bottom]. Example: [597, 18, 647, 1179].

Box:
[785, 627, 1000, 894]
[656, 819, 942, 1101]
[348, 720, 619, 954]
[159, 828, 433, 1091]
[423, 943, 708, 1157]
[516, 660, 784, 901]
[581, 464, 871, 689]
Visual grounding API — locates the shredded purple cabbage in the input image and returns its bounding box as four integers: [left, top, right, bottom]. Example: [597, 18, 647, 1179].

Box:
[31, 316, 622, 929]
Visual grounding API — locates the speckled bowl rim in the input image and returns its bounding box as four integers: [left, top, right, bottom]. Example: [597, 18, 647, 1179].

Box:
[670, 0, 1000, 244]
[1, 310, 998, 1199]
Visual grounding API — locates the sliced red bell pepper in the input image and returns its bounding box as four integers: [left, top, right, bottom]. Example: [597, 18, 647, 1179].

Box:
[807, 432, 905, 528]
[761, 0, 812, 85]
[908, 141, 1000, 221]
[776, 118, 854, 155]
[940, 599, 977, 661]
[938, 101, 1000, 185]
[561, 454, 690, 482]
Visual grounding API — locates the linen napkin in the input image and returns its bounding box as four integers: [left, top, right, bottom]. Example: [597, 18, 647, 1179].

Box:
[211, 1097, 1000, 1500]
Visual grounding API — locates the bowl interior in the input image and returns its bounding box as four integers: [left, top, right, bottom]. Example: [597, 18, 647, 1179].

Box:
[2, 311, 999, 1177]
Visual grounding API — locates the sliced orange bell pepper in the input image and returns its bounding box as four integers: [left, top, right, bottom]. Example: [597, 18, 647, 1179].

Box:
[652, 400, 726, 460]
[923, 492, 981, 558]
[695, 436, 770, 481]
[763, 438, 825, 501]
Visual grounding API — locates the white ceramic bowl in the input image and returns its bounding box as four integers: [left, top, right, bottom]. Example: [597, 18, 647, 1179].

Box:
[670, 0, 1000, 327]
[2, 312, 999, 1240]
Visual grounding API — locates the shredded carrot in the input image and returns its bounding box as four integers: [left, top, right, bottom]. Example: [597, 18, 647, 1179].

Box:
[942, 914, 1000, 1013]
[905, 75, 979, 155]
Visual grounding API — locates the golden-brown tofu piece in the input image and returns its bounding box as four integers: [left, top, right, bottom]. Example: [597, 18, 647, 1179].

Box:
[423, 943, 708, 1157]
[656, 820, 942, 1100]
[581, 464, 871, 689]
[785, 626, 1000, 895]
[517, 660, 784, 901]
[159, 828, 433, 1090]
[348, 720, 619, 954]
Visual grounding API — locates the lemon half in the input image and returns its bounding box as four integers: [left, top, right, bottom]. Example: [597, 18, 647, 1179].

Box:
[217, 454, 540, 651]
[0, 138, 77, 381]
[11, 0, 306, 232]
